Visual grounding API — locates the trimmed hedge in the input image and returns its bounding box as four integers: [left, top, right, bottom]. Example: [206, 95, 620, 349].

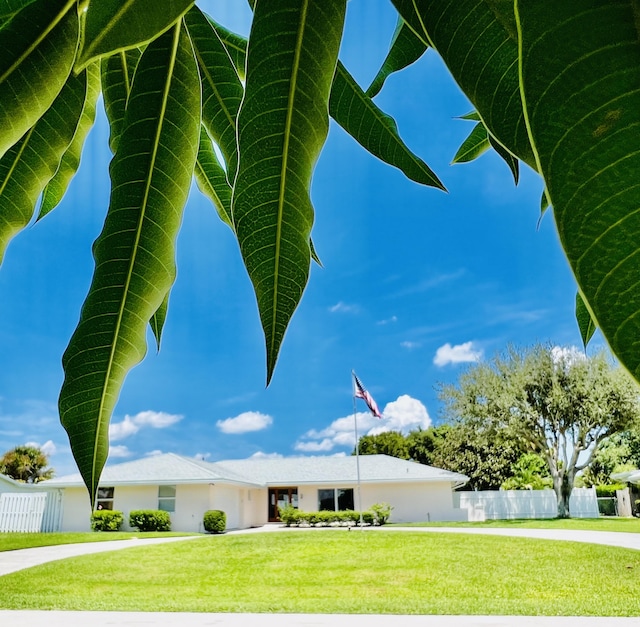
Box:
[129, 509, 171, 532]
[90, 510, 123, 532]
[203, 509, 226, 533]
[595, 484, 626, 498]
[278, 503, 392, 527]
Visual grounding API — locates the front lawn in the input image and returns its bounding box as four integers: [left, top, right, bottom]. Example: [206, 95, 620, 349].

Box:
[1, 530, 638, 615]
[389, 518, 640, 533]
[0, 531, 196, 553]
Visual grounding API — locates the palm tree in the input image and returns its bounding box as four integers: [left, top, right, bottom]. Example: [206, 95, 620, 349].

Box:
[0, 445, 54, 483]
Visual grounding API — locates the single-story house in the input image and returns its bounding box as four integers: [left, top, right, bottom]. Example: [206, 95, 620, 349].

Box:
[42, 453, 469, 532]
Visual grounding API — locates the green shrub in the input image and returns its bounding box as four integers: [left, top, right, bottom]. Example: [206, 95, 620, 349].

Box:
[129, 509, 171, 532]
[90, 510, 123, 532]
[278, 504, 299, 527]
[203, 509, 226, 533]
[361, 511, 374, 525]
[595, 484, 626, 498]
[369, 502, 393, 525]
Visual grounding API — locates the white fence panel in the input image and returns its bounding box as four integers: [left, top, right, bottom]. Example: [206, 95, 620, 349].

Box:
[457, 487, 599, 520]
[0, 492, 48, 532]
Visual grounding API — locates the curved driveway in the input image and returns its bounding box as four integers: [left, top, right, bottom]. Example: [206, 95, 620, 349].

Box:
[1, 526, 639, 626]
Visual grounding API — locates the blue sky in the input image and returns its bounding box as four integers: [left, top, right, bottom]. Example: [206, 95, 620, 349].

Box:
[0, 1, 602, 476]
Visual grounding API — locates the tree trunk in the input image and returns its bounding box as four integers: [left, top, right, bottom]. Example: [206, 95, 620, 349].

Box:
[553, 471, 574, 518]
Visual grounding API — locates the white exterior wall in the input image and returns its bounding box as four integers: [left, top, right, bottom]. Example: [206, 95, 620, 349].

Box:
[60, 487, 92, 531]
[209, 484, 242, 530]
[295, 482, 466, 523]
[241, 488, 266, 528]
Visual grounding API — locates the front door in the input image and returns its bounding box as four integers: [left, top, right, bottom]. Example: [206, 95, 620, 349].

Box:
[268, 487, 298, 522]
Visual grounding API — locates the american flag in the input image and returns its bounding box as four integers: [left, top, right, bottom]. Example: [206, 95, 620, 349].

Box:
[352, 372, 383, 419]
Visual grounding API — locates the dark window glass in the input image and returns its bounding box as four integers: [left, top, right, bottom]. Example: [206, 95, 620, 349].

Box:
[337, 488, 354, 511]
[318, 489, 335, 511]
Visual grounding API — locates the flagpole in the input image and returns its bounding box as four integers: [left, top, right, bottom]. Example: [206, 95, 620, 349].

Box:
[352, 372, 364, 529]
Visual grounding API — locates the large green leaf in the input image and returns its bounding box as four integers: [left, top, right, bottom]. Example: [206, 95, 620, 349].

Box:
[515, 0, 640, 380]
[205, 14, 248, 81]
[575, 292, 596, 350]
[0, 0, 78, 158]
[38, 63, 101, 220]
[0, 68, 86, 263]
[101, 48, 143, 153]
[194, 125, 233, 229]
[488, 134, 519, 185]
[391, 0, 536, 169]
[330, 61, 444, 190]
[233, 0, 347, 382]
[366, 17, 428, 98]
[452, 122, 490, 164]
[77, 0, 194, 69]
[184, 6, 243, 181]
[59, 22, 200, 504]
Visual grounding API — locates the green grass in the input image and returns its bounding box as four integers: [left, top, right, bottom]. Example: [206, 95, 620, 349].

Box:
[1, 530, 639, 615]
[0, 531, 196, 552]
[389, 517, 640, 532]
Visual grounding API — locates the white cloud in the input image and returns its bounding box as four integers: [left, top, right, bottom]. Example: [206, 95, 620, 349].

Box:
[329, 301, 358, 314]
[295, 395, 432, 453]
[109, 445, 131, 458]
[145, 449, 164, 457]
[250, 451, 284, 460]
[109, 410, 183, 442]
[551, 345, 586, 366]
[433, 341, 483, 367]
[377, 316, 398, 325]
[25, 439, 57, 457]
[216, 411, 273, 434]
[401, 341, 420, 350]
[294, 439, 335, 452]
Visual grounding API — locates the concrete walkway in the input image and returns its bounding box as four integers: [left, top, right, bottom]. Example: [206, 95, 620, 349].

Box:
[1, 526, 639, 626]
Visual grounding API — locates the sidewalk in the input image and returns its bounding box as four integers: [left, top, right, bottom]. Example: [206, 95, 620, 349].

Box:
[0, 611, 637, 627]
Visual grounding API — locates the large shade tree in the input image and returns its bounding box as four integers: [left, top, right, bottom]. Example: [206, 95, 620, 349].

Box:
[440, 346, 640, 517]
[1, 0, 640, 504]
[0, 445, 55, 483]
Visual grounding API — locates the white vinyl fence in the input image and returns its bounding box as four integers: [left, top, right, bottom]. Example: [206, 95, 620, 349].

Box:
[0, 490, 63, 532]
[455, 487, 599, 520]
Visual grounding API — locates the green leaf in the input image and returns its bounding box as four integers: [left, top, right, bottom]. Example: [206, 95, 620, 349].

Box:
[0, 68, 87, 263]
[0, 0, 36, 21]
[149, 291, 170, 352]
[452, 122, 489, 164]
[77, 0, 195, 69]
[515, 0, 640, 380]
[366, 17, 428, 98]
[101, 48, 143, 153]
[576, 292, 596, 350]
[59, 22, 200, 504]
[488, 135, 519, 185]
[330, 61, 445, 190]
[38, 63, 101, 220]
[392, 0, 536, 169]
[233, 0, 347, 383]
[194, 125, 233, 229]
[0, 0, 78, 158]
[205, 15, 248, 81]
[184, 6, 243, 181]
[310, 238, 322, 267]
[458, 111, 481, 122]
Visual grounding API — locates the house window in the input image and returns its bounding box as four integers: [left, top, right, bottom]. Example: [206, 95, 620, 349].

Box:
[318, 488, 354, 511]
[158, 485, 176, 512]
[96, 487, 114, 510]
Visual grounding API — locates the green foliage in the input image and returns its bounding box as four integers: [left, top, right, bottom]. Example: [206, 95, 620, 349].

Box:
[203, 509, 226, 534]
[354, 430, 409, 459]
[278, 505, 388, 527]
[501, 454, 552, 491]
[90, 509, 123, 532]
[0, 445, 54, 483]
[369, 502, 393, 525]
[2, 0, 640, 507]
[441, 345, 640, 516]
[129, 509, 171, 532]
[595, 484, 626, 498]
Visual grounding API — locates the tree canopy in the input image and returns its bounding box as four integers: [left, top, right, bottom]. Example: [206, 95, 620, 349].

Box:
[1, 1, 640, 504]
[0, 445, 55, 483]
[440, 345, 640, 517]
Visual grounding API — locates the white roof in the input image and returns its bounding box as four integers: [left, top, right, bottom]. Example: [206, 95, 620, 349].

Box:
[43, 453, 468, 489]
